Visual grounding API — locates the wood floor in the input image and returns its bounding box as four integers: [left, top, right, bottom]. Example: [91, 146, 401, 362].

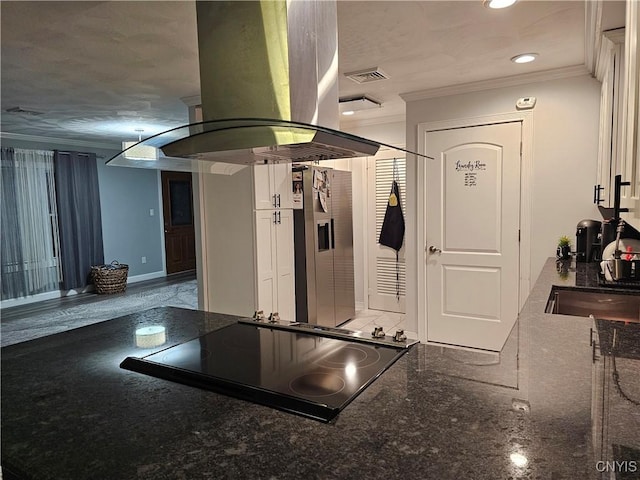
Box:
[1, 270, 196, 321]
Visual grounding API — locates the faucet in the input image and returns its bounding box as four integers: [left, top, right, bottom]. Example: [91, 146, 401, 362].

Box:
[614, 219, 625, 259]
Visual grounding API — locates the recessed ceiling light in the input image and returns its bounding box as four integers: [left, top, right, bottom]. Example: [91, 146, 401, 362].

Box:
[483, 0, 517, 8]
[511, 53, 538, 64]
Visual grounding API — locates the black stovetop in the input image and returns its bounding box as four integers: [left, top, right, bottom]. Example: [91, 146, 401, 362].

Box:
[121, 321, 411, 422]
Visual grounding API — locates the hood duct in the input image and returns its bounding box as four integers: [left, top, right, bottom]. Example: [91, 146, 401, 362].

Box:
[108, 0, 425, 171]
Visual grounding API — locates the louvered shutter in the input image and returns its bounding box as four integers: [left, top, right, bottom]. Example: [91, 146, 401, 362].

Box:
[374, 159, 406, 301]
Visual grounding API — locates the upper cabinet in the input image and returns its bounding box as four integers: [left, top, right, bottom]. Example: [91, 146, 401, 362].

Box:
[595, 28, 626, 208]
[253, 163, 293, 210]
[592, 1, 640, 230]
[619, 0, 640, 229]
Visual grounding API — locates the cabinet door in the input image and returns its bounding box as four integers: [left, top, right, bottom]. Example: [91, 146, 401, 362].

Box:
[621, 2, 640, 230]
[275, 209, 295, 321]
[255, 210, 277, 314]
[595, 30, 625, 208]
[272, 163, 293, 209]
[253, 164, 276, 210]
[253, 164, 293, 210]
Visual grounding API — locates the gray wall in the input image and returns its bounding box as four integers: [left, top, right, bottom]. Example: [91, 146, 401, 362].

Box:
[1, 137, 164, 279]
[96, 161, 164, 276]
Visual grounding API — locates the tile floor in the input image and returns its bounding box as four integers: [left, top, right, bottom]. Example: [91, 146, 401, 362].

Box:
[341, 309, 406, 337]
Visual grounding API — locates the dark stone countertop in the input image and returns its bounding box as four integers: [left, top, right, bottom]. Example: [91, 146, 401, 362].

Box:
[2, 259, 639, 479]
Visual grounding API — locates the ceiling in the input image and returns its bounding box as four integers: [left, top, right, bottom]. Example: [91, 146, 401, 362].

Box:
[0, 1, 626, 149]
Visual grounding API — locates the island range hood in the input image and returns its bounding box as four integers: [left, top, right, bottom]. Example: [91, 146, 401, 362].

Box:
[107, 1, 424, 172]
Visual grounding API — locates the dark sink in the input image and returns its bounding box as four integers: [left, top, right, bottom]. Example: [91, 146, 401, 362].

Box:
[546, 287, 640, 323]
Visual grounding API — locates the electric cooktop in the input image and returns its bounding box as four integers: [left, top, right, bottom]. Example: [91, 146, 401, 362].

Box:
[121, 320, 416, 422]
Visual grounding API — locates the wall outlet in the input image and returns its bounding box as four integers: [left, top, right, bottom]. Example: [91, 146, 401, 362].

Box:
[141, 256, 147, 264]
[149, 209, 154, 216]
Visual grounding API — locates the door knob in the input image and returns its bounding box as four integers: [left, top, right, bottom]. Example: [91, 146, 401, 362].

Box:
[428, 246, 442, 254]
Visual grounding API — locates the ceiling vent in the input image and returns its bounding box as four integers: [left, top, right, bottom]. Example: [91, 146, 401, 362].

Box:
[5, 106, 44, 116]
[345, 67, 389, 84]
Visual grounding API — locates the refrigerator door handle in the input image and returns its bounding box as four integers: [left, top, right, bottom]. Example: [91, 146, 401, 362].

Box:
[330, 218, 335, 249]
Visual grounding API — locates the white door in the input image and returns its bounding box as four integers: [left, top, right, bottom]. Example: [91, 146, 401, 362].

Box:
[425, 122, 521, 351]
[367, 157, 406, 312]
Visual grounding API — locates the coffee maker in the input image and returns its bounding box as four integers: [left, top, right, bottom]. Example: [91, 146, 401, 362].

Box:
[576, 219, 602, 262]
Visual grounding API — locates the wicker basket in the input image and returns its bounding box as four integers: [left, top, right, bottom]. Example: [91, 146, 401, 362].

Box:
[91, 261, 129, 294]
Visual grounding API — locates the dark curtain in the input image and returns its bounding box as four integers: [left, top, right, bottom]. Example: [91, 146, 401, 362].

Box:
[54, 150, 104, 290]
[1, 148, 25, 298]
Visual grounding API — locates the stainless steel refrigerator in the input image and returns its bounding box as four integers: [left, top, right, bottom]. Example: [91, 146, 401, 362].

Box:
[293, 166, 355, 327]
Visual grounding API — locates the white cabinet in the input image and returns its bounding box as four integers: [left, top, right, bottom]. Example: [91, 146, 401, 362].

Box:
[619, 0, 640, 230]
[595, 29, 625, 208]
[254, 209, 295, 321]
[195, 166, 295, 319]
[253, 163, 293, 210]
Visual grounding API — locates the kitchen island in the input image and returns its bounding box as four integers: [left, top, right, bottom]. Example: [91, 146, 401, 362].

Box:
[2, 258, 639, 479]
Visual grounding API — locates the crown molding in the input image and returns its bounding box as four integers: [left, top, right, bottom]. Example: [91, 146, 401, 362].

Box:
[181, 94, 202, 107]
[585, 0, 603, 75]
[0, 132, 119, 151]
[400, 65, 591, 103]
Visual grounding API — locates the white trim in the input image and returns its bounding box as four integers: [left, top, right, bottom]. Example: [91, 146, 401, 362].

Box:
[157, 170, 168, 276]
[355, 301, 365, 311]
[0, 132, 119, 151]
[1, 286, 93, 309]
[585, 0, 604, 74]
[0, 270, 168, 309]
[127, 270, 166, 284]
[414, 111, 533, 344]
[400, 65, 590, 102]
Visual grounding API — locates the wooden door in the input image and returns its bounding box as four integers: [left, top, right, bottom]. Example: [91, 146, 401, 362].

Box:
[425, 122, 521, 351]
[161, 171, 196, 275]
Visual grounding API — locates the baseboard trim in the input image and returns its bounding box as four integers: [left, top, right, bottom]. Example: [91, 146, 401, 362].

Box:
[1, 271, 167, 309]
[1, 285, 94, 309]
[127, 271, 166, 284]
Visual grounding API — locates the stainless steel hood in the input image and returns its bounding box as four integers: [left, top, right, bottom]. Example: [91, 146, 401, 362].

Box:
[107, 1, 424, 172]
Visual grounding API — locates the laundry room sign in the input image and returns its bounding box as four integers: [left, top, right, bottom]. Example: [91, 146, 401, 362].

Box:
[455, 160, 487, 187]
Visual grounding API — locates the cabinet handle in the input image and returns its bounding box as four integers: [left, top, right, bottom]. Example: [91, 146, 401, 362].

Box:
[613, 175, 630, 216]
[330, 218, 335, 249]
[277, 194, 281, 208]
[593, 184, 604, 204]
[273, 211, 277, 224]
[277, 211, 281, 224]
[272, 194, 277, 208]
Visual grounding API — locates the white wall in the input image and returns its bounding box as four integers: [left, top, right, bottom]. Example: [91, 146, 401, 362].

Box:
[405, 74, 602, 333]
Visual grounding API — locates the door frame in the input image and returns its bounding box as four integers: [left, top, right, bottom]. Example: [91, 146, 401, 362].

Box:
[160, 170, 197, 275]
[414, 111, 533, 345]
